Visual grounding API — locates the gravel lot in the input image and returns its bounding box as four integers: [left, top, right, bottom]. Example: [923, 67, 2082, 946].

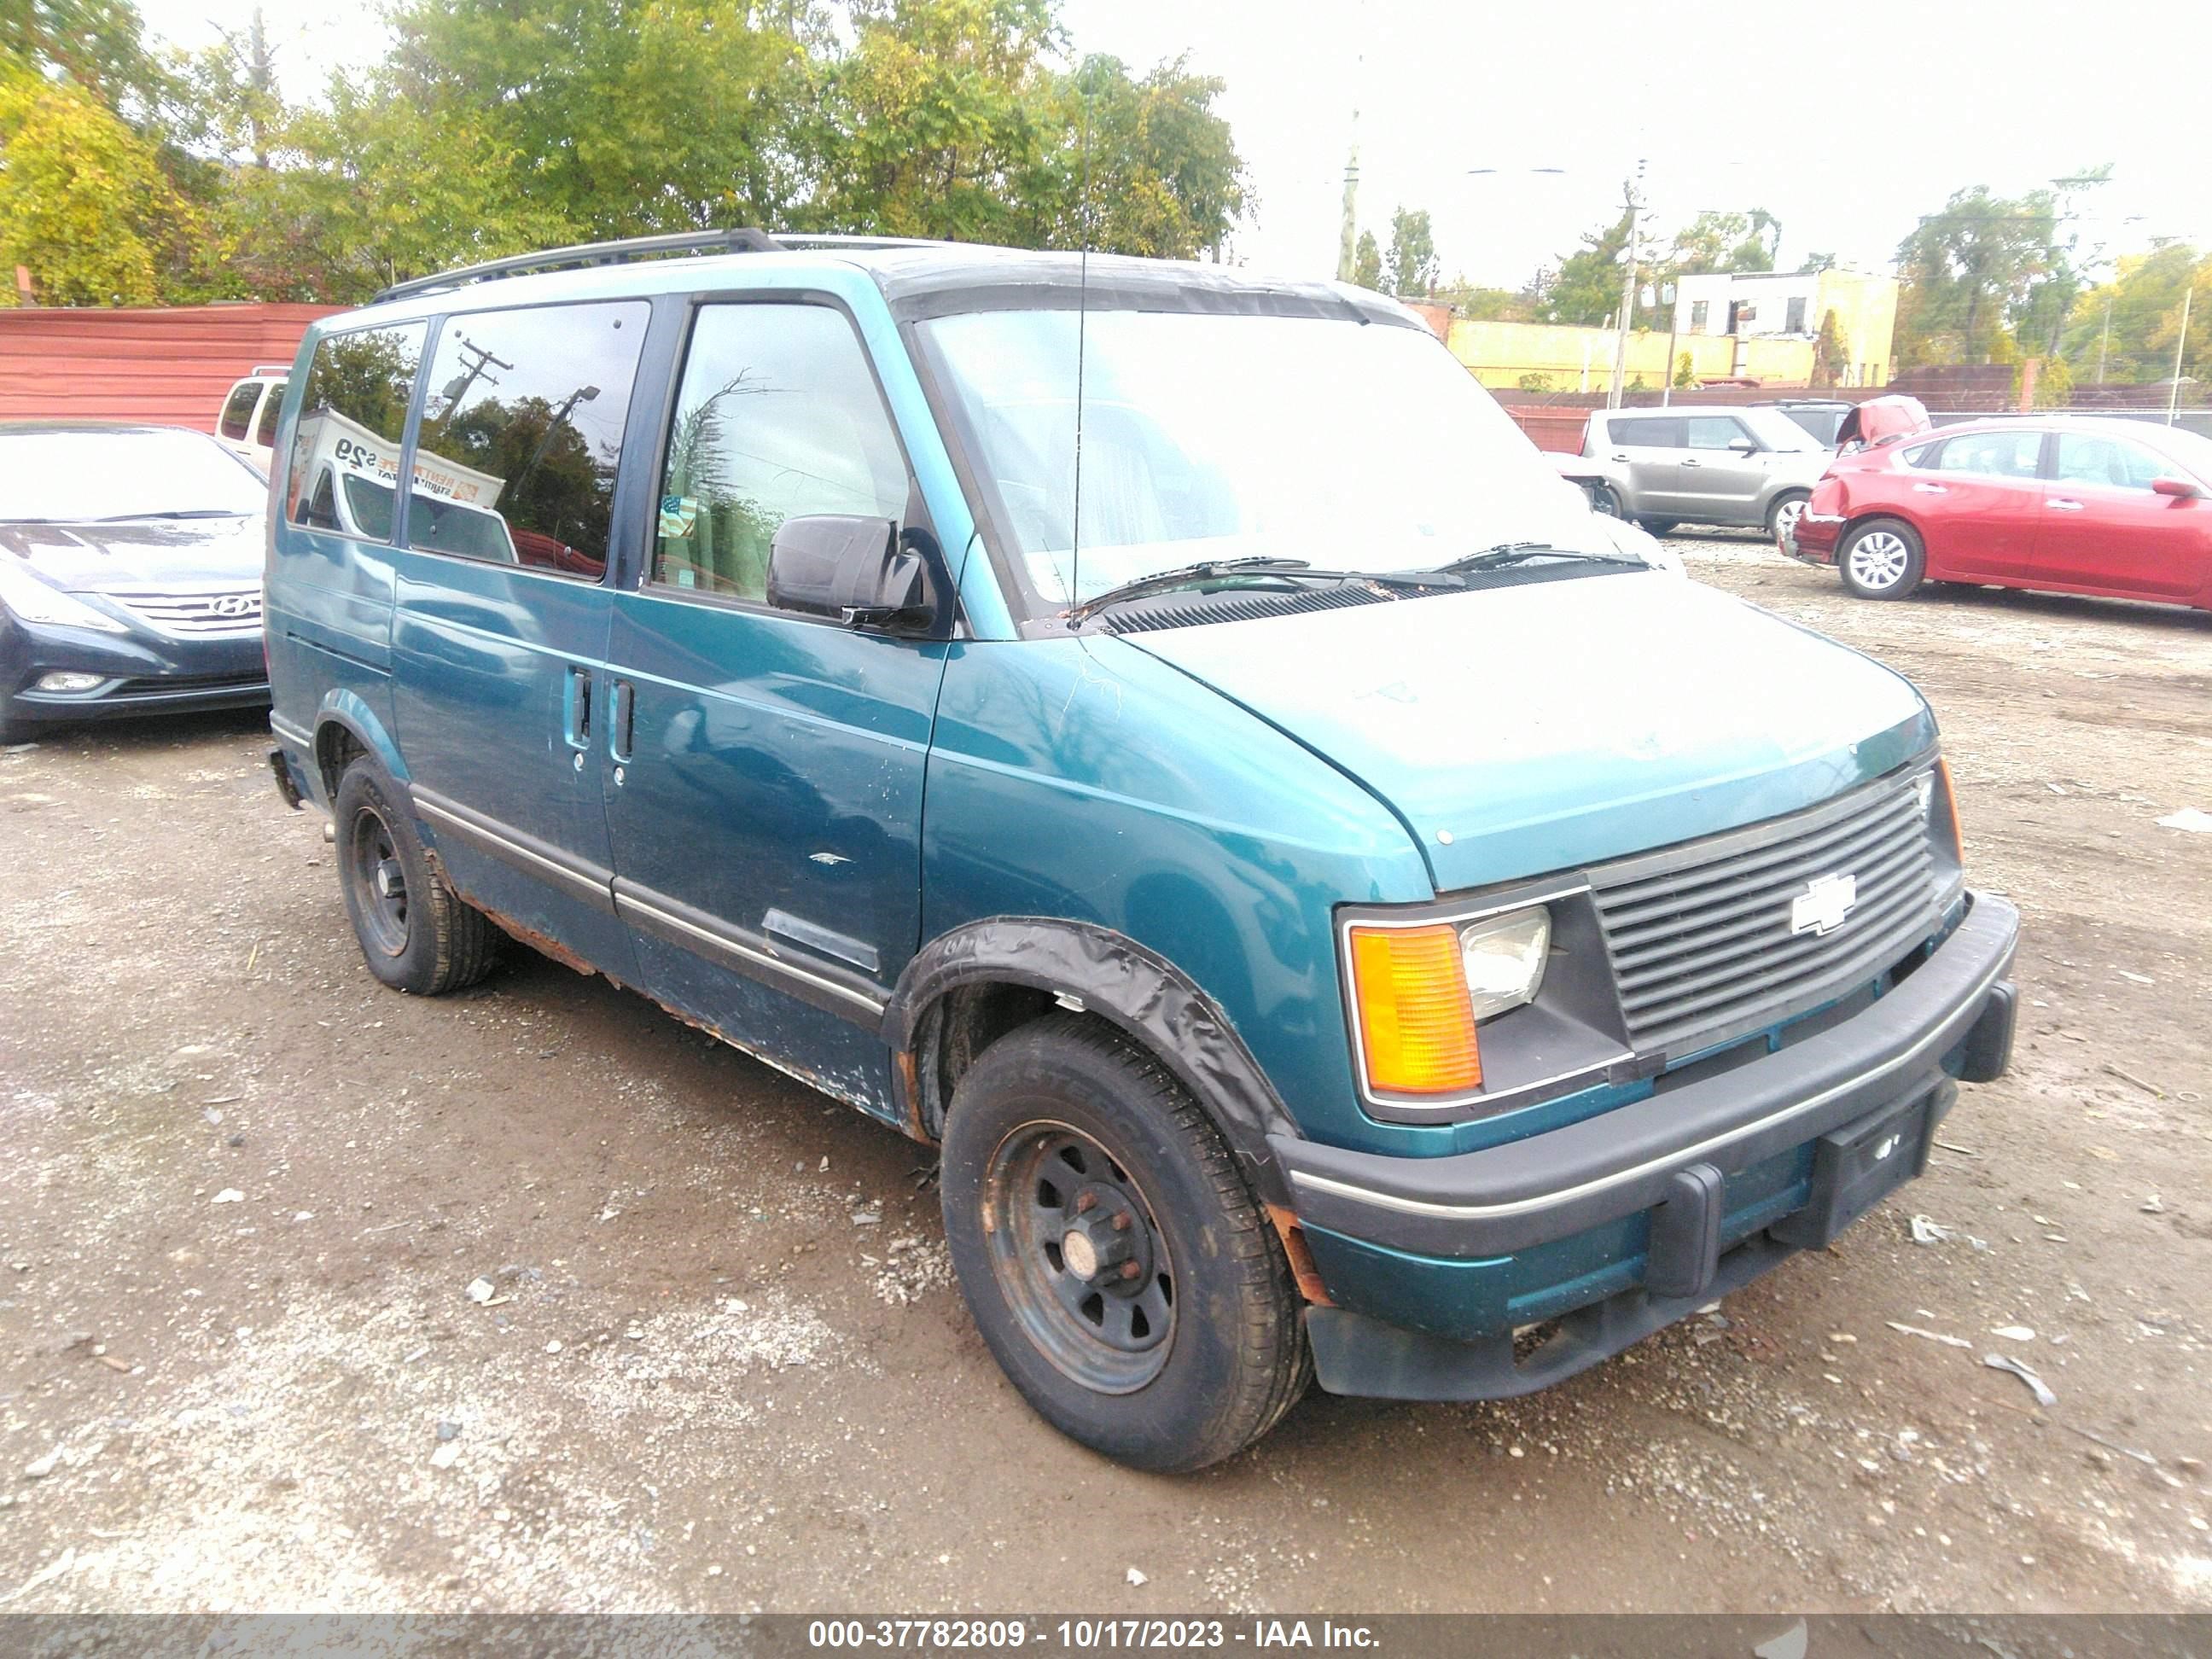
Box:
[2, 533, 2208, 1615]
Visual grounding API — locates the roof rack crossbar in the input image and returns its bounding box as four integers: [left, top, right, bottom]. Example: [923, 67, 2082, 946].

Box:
[373, 227, 787, 306]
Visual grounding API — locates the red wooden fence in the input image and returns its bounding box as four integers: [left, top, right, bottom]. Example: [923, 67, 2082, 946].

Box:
[0, 303, 340, 429]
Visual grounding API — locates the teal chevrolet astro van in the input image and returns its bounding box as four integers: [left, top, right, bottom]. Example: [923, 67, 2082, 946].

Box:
[263, 230, 2019, 1471]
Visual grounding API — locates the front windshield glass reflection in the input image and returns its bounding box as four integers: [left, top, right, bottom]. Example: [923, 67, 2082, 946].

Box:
[923, 308, 1615, 608]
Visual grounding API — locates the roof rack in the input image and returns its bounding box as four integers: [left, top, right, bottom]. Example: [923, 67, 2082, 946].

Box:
[371, 227, 787, 306]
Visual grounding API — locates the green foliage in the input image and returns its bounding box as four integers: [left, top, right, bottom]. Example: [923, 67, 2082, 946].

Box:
[1892, 185, 2065, 368]
[1663, 209, 1776, 276]
[1351, 229, 1381, 291]
[0, 64, 178, 304]
[1535, 209, 1631, 326]
[1672, 351, 1693, 390]
[1434, 280, 1528, 321]
[1812, 310, 1848, 387]
[1383, 207, 1436, 299]
[2029, 354, 2072, 408]
[1515, 371, 1552, 393]
[2064, 242, 2212, 385]
[2, 0, 1249, 307]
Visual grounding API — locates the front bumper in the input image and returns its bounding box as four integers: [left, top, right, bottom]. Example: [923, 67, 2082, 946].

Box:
[1272, 890, 2019, 1400]
[1, 614, 268, 729]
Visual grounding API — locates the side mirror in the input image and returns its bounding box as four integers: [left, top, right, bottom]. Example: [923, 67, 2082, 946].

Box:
[1727, 438, 1760, 455]
[2151, 476, 2203, 500]
[765, 514, 929, 628]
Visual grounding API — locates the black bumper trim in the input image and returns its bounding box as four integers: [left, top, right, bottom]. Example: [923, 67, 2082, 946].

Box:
[1272, 891, 2017, 1260]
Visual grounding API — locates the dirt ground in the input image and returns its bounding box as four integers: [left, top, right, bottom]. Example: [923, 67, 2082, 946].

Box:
[2, 534, 2208, 1616]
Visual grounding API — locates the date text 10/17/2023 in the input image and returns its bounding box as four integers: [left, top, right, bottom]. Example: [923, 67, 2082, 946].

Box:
[806, 1620, 1382, 1650]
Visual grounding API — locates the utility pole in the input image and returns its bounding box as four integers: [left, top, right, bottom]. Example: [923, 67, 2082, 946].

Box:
[2097, 294, 2111, 385]
[1336, 138, 1360, 284]
[1607, 160, 1646, 410]
[2168, 282, 2192, 426]
[434, 337, 513, 427]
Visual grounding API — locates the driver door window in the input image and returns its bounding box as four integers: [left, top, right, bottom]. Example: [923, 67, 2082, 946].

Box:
[652, 303, 910, 604]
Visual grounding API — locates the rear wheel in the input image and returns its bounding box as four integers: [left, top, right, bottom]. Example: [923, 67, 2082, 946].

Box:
[1635, 515, 1677, 535]
[334, 759, 498, 994]
[1838, 517, 1925, 600]
[940, 1015, 1309, 1472]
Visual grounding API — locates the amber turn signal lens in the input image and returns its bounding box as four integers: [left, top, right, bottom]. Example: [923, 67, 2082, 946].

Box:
[1348, 924, 1481, 1095]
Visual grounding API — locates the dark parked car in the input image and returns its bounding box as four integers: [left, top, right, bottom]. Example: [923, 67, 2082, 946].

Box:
[1788, 415, 2212, 607]
[0, 423, 271, 742]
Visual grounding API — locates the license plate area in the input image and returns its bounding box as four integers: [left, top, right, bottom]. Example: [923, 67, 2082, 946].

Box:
[1770, 1080, 1953, 1250]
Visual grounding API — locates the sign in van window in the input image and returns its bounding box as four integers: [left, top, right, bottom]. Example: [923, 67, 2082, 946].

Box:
[287, 323, 427, 538]
[407, 301, 649, 581]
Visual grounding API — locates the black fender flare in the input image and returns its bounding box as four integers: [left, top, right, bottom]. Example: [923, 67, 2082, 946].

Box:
[882, 917, 1301, 1202]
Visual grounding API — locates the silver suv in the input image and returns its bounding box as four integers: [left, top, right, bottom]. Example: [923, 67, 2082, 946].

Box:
[1553, 406, 1832, 543]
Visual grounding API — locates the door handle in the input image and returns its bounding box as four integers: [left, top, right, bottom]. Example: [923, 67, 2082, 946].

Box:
[2049, 498, 2086, 511]
[1912, 483, 1949, 494]
[1681, 457, 1703, 469]
[1610, 453, 1631, 463]
[608, 679, 635, 766]
[562, 666, 593, 751]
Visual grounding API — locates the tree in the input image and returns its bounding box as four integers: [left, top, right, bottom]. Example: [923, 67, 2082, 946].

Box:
[2065, 242, 2212, 384]
[1892, 186, 2061, 367]
[1383, 206, 1436, 299]
[1535, 209, 1631, 326]
[1663, 209, 1775, 276]
[1811, 309, 1849, 387]
[0, 65, 180, 304]
[1040, 53, 1247, 259]
[1351, 229, 1381, 291]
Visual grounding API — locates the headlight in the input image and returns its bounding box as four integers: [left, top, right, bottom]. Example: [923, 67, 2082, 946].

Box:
[1459, 906, 1550, 1020]
[0, 563, 127, 632]
[1345, 904, 1552, 1097]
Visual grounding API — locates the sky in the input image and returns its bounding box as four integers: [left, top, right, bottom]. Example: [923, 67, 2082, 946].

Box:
[133, 0, 2208, 290]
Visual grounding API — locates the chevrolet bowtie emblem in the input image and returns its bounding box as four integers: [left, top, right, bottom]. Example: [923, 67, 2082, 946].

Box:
[1790, 871, 1858, 936]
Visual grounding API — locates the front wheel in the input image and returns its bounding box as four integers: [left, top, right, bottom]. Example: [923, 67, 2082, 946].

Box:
[1583, 482, 1623, 519]
[1838, 517, 1926, 600]
[940, 1015, 1309, 1472]
[334, 759, 499, 994]
[1767, 490, 1810, 547]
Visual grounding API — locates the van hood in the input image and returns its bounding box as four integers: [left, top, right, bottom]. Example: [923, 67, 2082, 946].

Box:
[0, 515, 265, 593]
[1118, 570, 1936, 894]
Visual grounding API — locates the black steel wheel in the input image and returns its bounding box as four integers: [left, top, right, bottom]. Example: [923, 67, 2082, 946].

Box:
[940, 1014, 1309, 1471]
[333, 758, 498, 995]
[984, 1122, 1176, 1394]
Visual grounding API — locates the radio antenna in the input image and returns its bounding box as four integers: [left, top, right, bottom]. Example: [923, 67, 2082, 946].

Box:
[1068, 83, 1093, 619]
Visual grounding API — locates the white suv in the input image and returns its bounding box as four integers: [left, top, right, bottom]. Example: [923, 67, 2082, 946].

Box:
[216, 368, 288, 474]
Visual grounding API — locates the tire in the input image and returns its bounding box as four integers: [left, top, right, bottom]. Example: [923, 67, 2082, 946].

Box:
[1584, 483, 1622, 519]
[1635, 516, 1677, 535]
[940, 1014, 1310, 1472]
[333, 758, 498, 994]
[1837, 517, 1926, 600]
[1767, 490, 1811, 546]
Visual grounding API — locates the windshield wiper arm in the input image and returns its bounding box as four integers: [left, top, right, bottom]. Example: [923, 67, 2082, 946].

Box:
[93, 509, 252, 521]
[1434, 542, 1643, 576]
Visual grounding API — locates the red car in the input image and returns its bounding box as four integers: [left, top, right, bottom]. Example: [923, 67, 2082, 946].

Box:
[1787, 416, 2212, 609]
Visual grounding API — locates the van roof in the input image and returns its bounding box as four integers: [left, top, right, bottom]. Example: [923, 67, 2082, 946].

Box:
[346, 231, 1418, 332]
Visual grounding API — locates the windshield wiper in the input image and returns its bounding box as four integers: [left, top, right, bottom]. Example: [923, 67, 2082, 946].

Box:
[1434, 542, 1644, 576]
[93, 509, 252, 521]
[1068, 558, 1451, 625]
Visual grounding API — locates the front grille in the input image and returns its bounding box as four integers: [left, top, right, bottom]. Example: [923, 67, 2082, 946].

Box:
[108, 588, 263, 636]
[1589, 768, 1945, 1058]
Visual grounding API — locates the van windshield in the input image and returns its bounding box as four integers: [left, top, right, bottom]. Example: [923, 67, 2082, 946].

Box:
[922, 308, 1627, 609]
